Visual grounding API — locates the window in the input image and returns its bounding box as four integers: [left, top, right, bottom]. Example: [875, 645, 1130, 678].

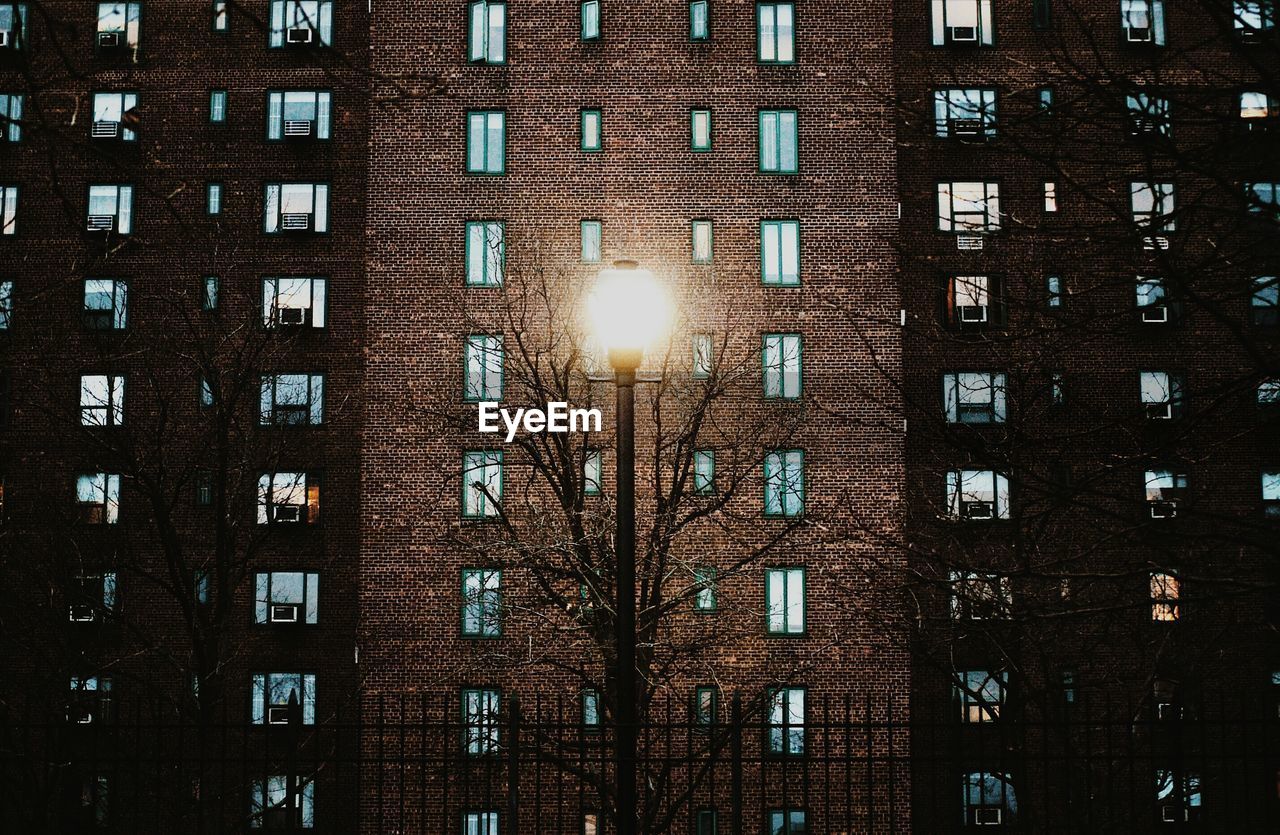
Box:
[468, 1, 506, 63]
[1061, 671, 1077, 704]
[462, 451, 503, 518]
[692, 686, 717, 728]
[464, 335, 504, 401]
[943, 372, 1006, 424]
[584, 449, 603, 495]
[693, 566, 717, 611]
[581, 689, 600, 730]
[762, 333, 801, 399]
[96, 3, 142, 60]
[1252, 276, 1278, 326]
[465, 221, 505, 286]
[694, 449, 715, 495]
[955, 670, 1006, 722]
[69, 675, 113, 723]
[1046, 274, 1064, 308]
[213, 0, 227, 31]
[582, 812, 600, 834]
[200, 376, 215, 408]
[260, 374, 324, 426]
[949, 571, 1012, 619]
[263, 183, 328, 233]
[80, 375, 125, 426]
[1240, 91, 1277, 123]
[765, 566, 805, 634]
[580, 109, 602, 152]
[690, 1, 710, 40]
[84, 279, 127, 330]
[69, 572, 117, 622]
[87, 185, 132, 234]
[206, 183, 222, 216]
[0, 92, 21, 142]
[580, 1, 600, 40]
[937, 182, 1000, 233]
[462, 688, 500, 754]
[202, 276, 219, 311]
[766, 687, 804, 756]
[1150, 571, 1180, 621]
[1155, 770, 1201, 823]
[760, 220, 800, 285]
[759, 109, 798, 173]
[692, 334, 713, 379]
[255, 572, 319, 624]
[946, 469, 1010, 520]
[947, 274, 1000, 326]
[1131, 182, 1175, 231]
[464, 812, 500, 835]
[466, 111, 505, 174]
[1247, 182, 1280, 216]
[691, 109, 712, 152]
[91, 92, 137, 141]
[1139, 371, 1184, 420]
[1049, 371, 1066, 407]
[257, 472, 320, 524]
[1032, 0, 1052, 28]
[267, 90, 331, 140]
[262, 277, 326, 328]
[933, 88, 996, 139]
[1126, 92, 1170, 136]
[75, 473, 121, 525]
[1257, 378, 1280, 405]
[0, 4, 28, 50]
[767, 809, 805, 834]
[251, 672, 316, 725]
[1136, 275, 1169, 321]
[764, 449, 804, 517]
[581, 220, 602, 263]
[931, 0, 994, 46]
[461, 568, 501, 636]
[963, 772, 1017, 827]
[1121, 0, 1165, 45]
[1038, 87, 1055, 111]
[249, 775, 315, 830]
[1043, 182, 1057, 212]
[208, 89, 227, 123]
[0, 280, 10, 328]
[1262, 471, 1280, 516]
[695, 808, 717, 835]
[269, 0, 333, 47]
[1235, 0, 1274, 37]
[1144, 469, 1187, 518]
[691, 219, 713, 263]
[757, 3, 795, 63]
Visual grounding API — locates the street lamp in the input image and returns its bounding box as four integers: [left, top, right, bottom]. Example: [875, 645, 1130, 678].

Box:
[587, 259, 670, 835]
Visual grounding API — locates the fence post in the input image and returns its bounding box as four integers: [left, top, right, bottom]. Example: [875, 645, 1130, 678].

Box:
[731, 692, 743, 835]
[507, 697, 521, 833]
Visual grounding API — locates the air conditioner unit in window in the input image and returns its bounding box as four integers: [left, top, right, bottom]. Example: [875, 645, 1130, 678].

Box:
[1146, 402, 1173, 420]
[1237, 26, 1264, 43]
[272, 504, 302, 523]
[286, 26, 315, 45]
[1149, 500, 1178, 519]
[281, 213, 311, 232]
[1161, 804, 1188, 823]
[973, 807, 1003, 825]
[957, 235, 985, 251]
[1126, 26, 1152, 43]
[270, 603, 301, 623]
[283, 119, 314, 138]
[1141, 305, 1169, 323]
[276, 306, 307, 326]
[949, 25, 979, 42]
[949, 118, 986, 141]
[1157, 702, 1182, 720]
[958, 305, 989, 324]
[962, 500, 994, 520]
[86, 215, 114, 232]
[267, 705, 291, 725]
[0, 31, 10, 48]
[97, 31, 122, 49]
[67, 706, 94, 725]
[91, 121, 120, 139]
[68, 604, 96, 623]
[1142, 235, 1170, 250]
[1131, 117, 1159, 135]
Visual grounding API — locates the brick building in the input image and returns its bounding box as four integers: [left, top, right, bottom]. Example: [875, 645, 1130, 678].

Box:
[0, 1, 1276, 833]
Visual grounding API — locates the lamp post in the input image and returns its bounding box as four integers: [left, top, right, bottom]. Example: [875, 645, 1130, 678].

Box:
[588, 260, 670, 835]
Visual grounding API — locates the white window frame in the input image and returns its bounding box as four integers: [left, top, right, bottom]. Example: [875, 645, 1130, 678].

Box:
[930, 0, 995, 46]
[263, 183, 329, 234]
[87, 185, 132, 234]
